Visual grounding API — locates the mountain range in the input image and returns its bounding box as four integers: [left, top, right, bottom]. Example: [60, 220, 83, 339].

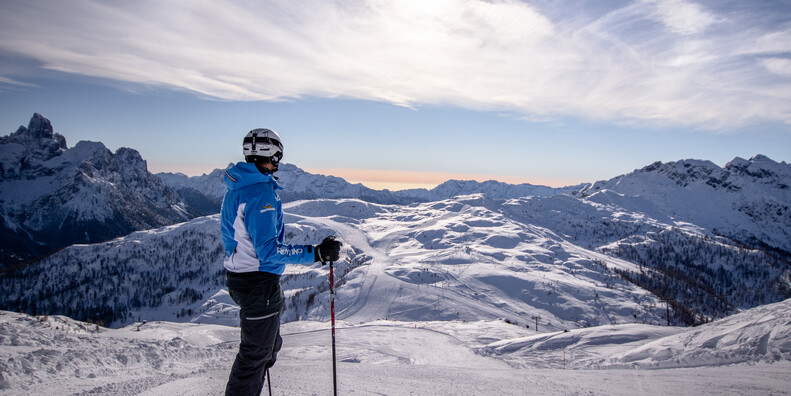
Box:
[1, 113, 790, 332]
[156, 163, 578, 213]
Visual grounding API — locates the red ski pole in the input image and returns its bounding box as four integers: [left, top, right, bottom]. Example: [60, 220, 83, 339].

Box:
[330, 260, 338, 396]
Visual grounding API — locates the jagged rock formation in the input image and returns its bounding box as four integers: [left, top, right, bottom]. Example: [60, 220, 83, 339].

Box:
[0, 114, 199, 266]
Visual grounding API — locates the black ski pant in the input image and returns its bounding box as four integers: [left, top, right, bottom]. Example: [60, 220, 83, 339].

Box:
[225, 270, 284, 396]
[225, 313, 282, 396]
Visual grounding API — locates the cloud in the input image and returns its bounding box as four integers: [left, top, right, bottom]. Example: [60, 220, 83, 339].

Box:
[0, 0, 789, 130]
[764, 58, 791, 76]
[644, 0, 718, 35]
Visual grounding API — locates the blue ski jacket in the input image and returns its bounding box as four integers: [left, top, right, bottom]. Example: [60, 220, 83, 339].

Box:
[221, 162, 315, 274]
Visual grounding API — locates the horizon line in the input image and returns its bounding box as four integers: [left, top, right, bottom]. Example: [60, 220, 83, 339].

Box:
[147, 163, 587, 190]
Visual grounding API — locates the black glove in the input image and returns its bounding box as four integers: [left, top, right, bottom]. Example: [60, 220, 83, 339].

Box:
[314, 235, 342, 264]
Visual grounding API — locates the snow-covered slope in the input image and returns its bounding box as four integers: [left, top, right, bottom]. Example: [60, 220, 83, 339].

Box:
[0, 114, 199, 266]
[483, 297, 791, 369]
[0, 210, 368, 327]
[1, 299, 790, 395]
[499, 194, 790, 322]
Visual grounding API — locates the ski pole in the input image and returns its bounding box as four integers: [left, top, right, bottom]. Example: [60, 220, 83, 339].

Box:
[266, 368, 272, 396]
[330, 259, 338, 396]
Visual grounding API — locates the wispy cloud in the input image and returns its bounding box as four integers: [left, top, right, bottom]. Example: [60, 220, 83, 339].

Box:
[0, 0, 788, 130]
[0, 75, 38, 89]
[764, 58, 791, 76]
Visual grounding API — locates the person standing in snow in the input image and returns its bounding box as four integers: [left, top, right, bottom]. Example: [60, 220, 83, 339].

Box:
[221, 128, 342, 396]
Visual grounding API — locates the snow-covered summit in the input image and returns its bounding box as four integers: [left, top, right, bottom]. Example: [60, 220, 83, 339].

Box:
[725, 154, 791, 193]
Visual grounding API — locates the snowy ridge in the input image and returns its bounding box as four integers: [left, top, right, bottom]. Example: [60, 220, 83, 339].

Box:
[576, 155, 791, 254]
[398, 178, 580, 201]
[158, 164, 578, 213]
[158, 163, 417, 209]
[284, 196, 665, 329]
[1, 299, 790, 394]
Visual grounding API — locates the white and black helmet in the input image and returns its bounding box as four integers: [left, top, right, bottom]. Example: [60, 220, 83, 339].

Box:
[243, 128, 283, 164]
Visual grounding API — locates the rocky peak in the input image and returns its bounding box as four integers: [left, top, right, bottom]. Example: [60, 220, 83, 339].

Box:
[3, 113, 67, 150]
[115, 147, 148, 175]
[27, 113, 54, 139]
[1, 113, 72, 179]
[633, 158, 722, 188]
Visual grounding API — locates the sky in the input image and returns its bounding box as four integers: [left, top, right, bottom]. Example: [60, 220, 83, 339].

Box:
[1, 0, 790, 190]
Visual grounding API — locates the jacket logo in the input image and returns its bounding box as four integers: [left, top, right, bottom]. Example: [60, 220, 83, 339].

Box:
[278, 246, 303, 256]
[260, 204, 275, 213]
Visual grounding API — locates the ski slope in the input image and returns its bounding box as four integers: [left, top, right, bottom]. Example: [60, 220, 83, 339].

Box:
[283, 197, 666, 331]
[2, 298, 791, 395]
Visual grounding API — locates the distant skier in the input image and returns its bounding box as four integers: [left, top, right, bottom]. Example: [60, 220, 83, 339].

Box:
[221, 128, 342, 396]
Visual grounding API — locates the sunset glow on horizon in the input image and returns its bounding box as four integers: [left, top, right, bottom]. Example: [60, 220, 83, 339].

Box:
[304, 167, 582, 191]
[147, 162, 583, 191]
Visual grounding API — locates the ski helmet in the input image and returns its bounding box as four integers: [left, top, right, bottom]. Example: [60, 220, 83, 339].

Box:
[243, 128, 283, 165]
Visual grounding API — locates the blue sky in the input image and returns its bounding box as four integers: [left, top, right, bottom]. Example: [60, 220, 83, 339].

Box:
[1, 0, 790, 189]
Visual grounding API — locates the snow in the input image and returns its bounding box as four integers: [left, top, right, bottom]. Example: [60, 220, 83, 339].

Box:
[2, 299, 791, 395]
[1, 196, 790, 394]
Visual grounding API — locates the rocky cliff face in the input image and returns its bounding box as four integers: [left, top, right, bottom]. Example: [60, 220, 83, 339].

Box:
[0, 114, 199, 266]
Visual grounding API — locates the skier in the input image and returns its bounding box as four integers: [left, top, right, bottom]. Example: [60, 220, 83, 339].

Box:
[221, 128, 342, 396]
